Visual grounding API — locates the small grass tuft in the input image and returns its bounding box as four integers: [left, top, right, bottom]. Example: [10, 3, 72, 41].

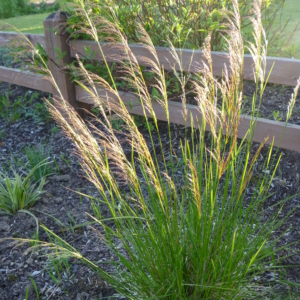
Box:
[0, 161, 47, 215]
[25, 141, 53, 181]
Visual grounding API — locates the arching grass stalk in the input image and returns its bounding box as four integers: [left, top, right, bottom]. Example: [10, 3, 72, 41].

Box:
[4, 0, 299, 298]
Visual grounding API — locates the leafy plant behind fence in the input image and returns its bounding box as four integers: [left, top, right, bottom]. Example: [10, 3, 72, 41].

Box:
[66, 0, 298, 57]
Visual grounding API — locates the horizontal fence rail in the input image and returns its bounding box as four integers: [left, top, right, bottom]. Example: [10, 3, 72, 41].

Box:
[0, 66, 53, 93]
[1, 31, 299, 86]
[1, 25, 300, 151]
[70, 40, 300, 87]
[0, 31, 46, 48]
[75, 86, 300, 152]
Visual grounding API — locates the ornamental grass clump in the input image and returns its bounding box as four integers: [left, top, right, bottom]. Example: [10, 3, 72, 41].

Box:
[10, 0, 300, 298]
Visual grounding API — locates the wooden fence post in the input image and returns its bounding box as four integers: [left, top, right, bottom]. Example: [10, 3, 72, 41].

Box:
[43, 12, 78, 113]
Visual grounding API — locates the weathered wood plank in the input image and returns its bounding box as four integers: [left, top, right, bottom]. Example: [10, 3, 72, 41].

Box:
[0, 32, 46, 48]
[70, 40, 300, 87]
[75, 85, 300, 152]
[0, 66, 53, 93]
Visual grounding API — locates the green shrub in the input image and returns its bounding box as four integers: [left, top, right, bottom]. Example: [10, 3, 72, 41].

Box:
[66, 0, 294, 55]
[0, 0, 35, 19]
[0, 0, 61, 19]
[0, 0, 15, 19]
[17, 0, 300, 298]
[0, 161, 47, 215]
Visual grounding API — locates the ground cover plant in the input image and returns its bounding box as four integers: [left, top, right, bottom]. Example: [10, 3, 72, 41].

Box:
[3, 0, 299, 298]
[0, 82, 52, 124]
[0, 47, 15, 67]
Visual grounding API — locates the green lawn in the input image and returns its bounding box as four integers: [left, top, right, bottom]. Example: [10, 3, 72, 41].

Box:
[273, 0, 300, 58]
[1, 13, 49, 34]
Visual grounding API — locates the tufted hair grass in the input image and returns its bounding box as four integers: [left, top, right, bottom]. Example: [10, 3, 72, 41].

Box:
[5, 0, 300, 298]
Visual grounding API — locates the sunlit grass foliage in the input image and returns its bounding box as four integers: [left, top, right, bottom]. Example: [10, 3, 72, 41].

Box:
[7, 0, 300, 298]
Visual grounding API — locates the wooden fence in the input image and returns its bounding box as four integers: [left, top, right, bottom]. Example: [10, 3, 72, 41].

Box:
[0, 12, 300, 151]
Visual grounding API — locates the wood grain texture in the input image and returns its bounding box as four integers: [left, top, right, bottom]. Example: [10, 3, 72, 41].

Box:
[76, 85, 300, 152]
[0, 31, 46, 48]
[0, 66, 53, 93]
[70, 40, 300, 86]
[44, 12, 77, 110]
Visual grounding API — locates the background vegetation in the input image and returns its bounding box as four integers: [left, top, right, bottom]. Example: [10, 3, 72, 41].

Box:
[65, 0, 299, 57]
[0, 0, 61, 19]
